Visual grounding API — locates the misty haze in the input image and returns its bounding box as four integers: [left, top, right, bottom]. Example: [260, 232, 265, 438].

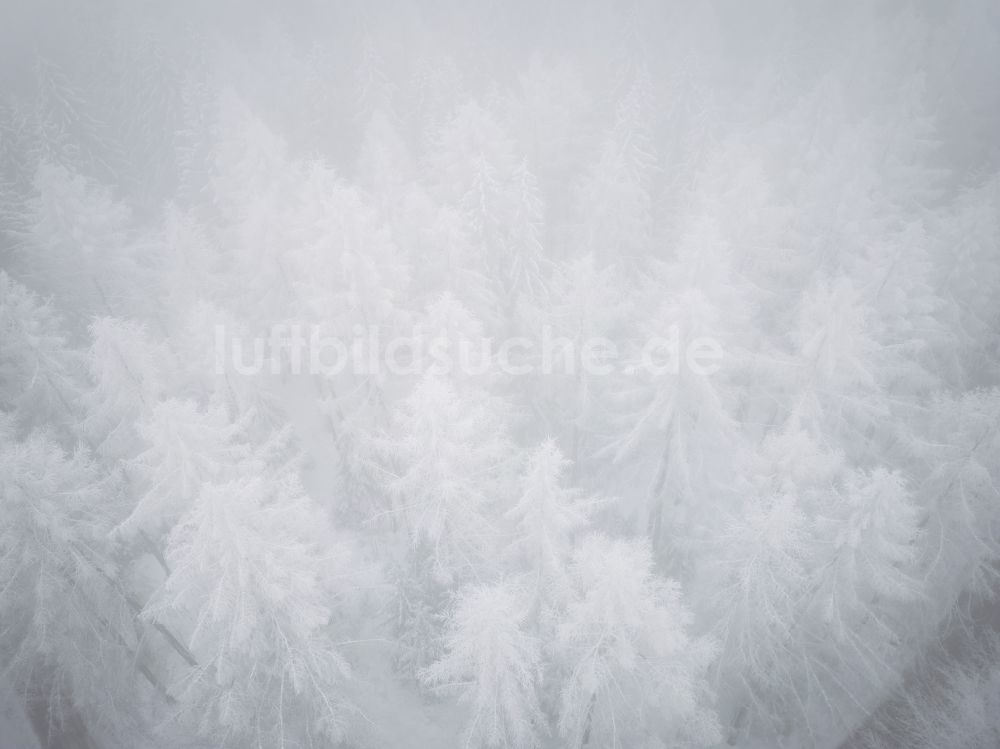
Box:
[1, 1, 999, 748]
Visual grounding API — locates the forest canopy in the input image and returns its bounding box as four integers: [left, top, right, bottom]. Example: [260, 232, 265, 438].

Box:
[1, 1, 999, 748]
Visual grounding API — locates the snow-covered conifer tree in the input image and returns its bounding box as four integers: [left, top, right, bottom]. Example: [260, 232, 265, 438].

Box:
[15, 162, 142, 324]
[0, 421, 151, 744]
[375, 374, 516, 581]
[608, 283, 740, 557]
[573, 72, 658, 266]
[791, 277, 888, 456]
[116, 397, 248, 541]
[917, 389, 1000, 617]
[523, 254, 631, 466]
[145, 463, 355, 746]
[0, 271, 84, 432]
[555, 533, 720, 748]
[422, 582, 544, 749]
[82, 317, 168, 460]
[706, 424, 823, 737]
[429, 101, 547, 323]
[505, 440, 597, 616]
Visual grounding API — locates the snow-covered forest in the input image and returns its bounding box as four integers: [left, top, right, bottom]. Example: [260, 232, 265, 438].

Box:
[1, 1, 999, 747]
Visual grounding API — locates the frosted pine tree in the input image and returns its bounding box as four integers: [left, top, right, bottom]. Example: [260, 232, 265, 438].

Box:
[412, 292, 494, 392]
[0, 272, 84, 432]
[147, 205, 224, 334]
[98, 17, 184, 208]
[116, 397, 248, 541]
[802, 467, 923, 732]
[495, 161, 547, 320]
[29, 54, 114, 178]
[429, 101, 547, 324]
[355, 38, 413, 211]
[287, 160, 410, 343]
[207, 91, 301, 325]
[422, 582, 544, 749]
[82, 317, 167, 460]
[284, 160, 412, 511]
[706, 423, 824, 738]
[929, 175, 1000, 387]
[852, 635, 1000, 749]
[505, 440, 597, 617]
[524, 254, 631, 469]
[791, 277, 888, 458]
[555, 534, 720, 748]
[389, 540, 449, 680]
[844, 220, 945, 397]
[145, 467, 355, 746]
[608, 283, 740, 558]
[812, 468, 922, 643]
[376, 374, 517, 688]
[168, 300, 284, 427]
[916, 389, 1000, 619]
[506, 55, 592, 209]
[14, 162, 142, 325]
[0, 421, 154, 745]
[374, 374, 516, 581]
[394, 184, 495, 318]
[573, 71, 658, 266]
